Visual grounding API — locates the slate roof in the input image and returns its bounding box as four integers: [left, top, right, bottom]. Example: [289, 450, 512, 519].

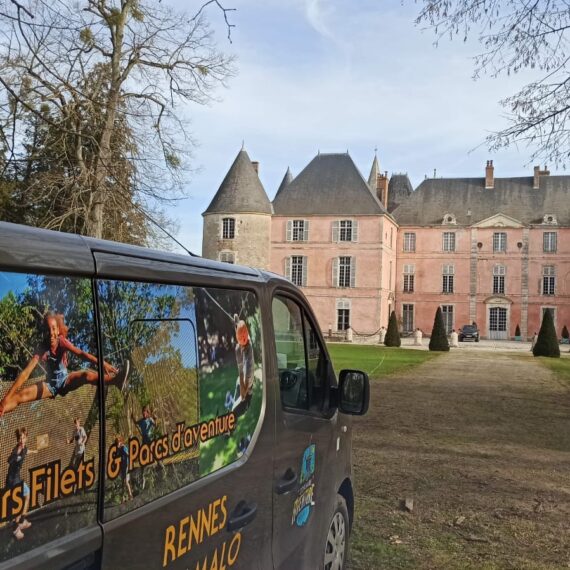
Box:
[368, 154, 380, 189]
[203, 149, 272, 215]
[272, 153, 388, 216]
[392, 176, 570, 226]
[388, 174, 413, 213]
[275, 167, 293, 199]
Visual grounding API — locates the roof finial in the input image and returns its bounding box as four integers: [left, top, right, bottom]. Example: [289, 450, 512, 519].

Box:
[241, 140, 245, 150]
[374, 146, 378, 156]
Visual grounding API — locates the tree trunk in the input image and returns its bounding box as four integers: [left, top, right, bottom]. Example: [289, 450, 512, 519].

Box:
[85, 3, 128, 239]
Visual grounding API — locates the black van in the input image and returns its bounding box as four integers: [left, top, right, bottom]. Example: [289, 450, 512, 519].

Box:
[0, 222, 368, 570]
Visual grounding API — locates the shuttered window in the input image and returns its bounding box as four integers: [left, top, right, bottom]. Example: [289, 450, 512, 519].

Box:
[285, 256, 308, 287]
[286, 220, 309, 242]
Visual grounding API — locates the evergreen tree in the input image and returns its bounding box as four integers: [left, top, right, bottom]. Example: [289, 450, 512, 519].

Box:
[562, 325, 569, 339]
[429, 307, 450, 352]
[384, 311, 401, 347]
[515, 324, 521, 337]
[533, 310, 560, 358]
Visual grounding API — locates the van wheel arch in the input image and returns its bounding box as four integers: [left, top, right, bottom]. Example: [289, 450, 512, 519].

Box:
[338, 478, 354, 531]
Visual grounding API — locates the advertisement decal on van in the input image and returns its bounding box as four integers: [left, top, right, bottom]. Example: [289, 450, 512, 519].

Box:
[292, 444, 316, 527]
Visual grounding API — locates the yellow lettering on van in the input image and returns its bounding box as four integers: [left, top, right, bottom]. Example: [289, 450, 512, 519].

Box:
[163, 525, 176, 567]
[177, 516, 189, 557]
[209, 547, 219, 570]
[227, 532, 241, 566]
[201, 502, 212, 542]
[189, 511, 201, 550]
[210, 497, 221, 534]
[219, 495, 228, 529]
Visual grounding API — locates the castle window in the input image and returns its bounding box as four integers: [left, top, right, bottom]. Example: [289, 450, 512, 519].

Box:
[441, 305, 454, 334]
[442, 264, 455, 293]
[222, 217, 235, 239]
[332, 220, 358, 242]
[402, 304, 414, 333]
[543, 232, 557, 253]
[285, 256, 307, 287]
[442, 213, 456, 225]
[287, 219, 309, 241]
[219, 251, 235, 264]
[493, 265, 506, 295]
[336, 299, 351, 331]
[403, 232, 416, 252]
[403, 264, 415, 293]
[542, 266, 556, 296]
[442, 232, 456, 252]
[493, 232, 507, 253]
[333, 256, 356, 288]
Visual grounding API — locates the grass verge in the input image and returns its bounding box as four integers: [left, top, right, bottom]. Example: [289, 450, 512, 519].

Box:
[327, 343, 439, 378]
[534, 354, 570, 386]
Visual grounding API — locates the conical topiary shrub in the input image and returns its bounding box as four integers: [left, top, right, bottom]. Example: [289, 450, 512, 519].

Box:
[515, 324, 521, 337]
[384, 310, 401, 347]
[562, 325, 569, 339]
[429, 307, 450, 352]
[533, 310, 560, 358]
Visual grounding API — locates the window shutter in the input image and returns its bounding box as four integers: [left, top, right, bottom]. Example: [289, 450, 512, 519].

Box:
[332, 221, 340, 243]
[302, 257, 308, 287]
[304, 220, 310, 242]
[332, 257, 339, 287]
[350, 258, 356, 288]
[285, 257, 291, 280]
[352, 220, 359, 242]
[286, 220, 293, 241]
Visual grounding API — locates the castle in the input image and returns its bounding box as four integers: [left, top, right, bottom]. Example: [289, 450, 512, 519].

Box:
[202, 148, 570, 340]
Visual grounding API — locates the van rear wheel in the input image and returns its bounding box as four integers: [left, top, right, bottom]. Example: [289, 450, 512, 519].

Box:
[323, 494, 349, 570]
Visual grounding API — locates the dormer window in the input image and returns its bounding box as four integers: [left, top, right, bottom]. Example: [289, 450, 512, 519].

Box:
[442, 213, 456, 225]
[543, 214, 557, 225]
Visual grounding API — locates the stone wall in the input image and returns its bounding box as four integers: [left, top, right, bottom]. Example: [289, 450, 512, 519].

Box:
[202, 213, 272, 269]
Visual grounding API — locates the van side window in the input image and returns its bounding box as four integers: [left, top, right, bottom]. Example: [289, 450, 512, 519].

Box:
[0, 271, 99, 562]
[272, 296, 328, 413]
[98, 281, 263, 520]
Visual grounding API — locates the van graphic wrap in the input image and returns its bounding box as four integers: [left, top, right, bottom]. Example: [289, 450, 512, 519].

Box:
[0, 271, 100, 562]
[292, 444, 316, 527]
[98, 281, 263, 520]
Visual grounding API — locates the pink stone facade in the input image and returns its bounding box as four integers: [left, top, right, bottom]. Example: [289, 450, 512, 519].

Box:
[396, 224, 570, 340]
[270, 215, 398, 334]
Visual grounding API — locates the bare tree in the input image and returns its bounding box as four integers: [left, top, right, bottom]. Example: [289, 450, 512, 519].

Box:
[415, 1, 570, 166]
[0, 0, 235, 240]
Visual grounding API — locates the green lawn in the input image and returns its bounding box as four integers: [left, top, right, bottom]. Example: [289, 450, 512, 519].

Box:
[327, 343, 439, 378]
[535, 354, 570, 386]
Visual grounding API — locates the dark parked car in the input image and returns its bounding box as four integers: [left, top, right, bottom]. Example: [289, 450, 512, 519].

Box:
[459, 324, 479, 342]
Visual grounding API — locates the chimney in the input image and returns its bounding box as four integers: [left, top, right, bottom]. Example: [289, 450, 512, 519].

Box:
[376, 171, 389, 208]
[533, 165, 550, 189]
[485, 160, 494, 189]
[251, 161, 259, 175]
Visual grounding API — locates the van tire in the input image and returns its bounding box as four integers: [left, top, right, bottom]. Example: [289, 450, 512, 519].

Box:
[322, 494, 350, 570]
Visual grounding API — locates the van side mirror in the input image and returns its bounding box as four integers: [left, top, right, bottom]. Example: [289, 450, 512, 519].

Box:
[338, 369, 369, 415]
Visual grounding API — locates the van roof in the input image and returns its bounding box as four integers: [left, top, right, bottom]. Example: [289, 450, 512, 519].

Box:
[0, 222, 282, 285]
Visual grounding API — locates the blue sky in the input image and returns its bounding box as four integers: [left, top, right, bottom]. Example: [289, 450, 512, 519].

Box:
[167, 0, 547, 255]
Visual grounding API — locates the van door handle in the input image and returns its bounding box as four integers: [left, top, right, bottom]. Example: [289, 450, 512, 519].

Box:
[275, 468, 298, 495]
[227, 500, 258, 532]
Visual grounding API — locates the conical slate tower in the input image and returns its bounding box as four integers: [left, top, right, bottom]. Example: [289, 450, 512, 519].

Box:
[202, 148, 272, 268]
[368, 153, 380, 190]
[275, 167, 293, 199]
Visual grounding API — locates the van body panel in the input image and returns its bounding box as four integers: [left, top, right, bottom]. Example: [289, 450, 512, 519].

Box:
[0, 223, 359, 570]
